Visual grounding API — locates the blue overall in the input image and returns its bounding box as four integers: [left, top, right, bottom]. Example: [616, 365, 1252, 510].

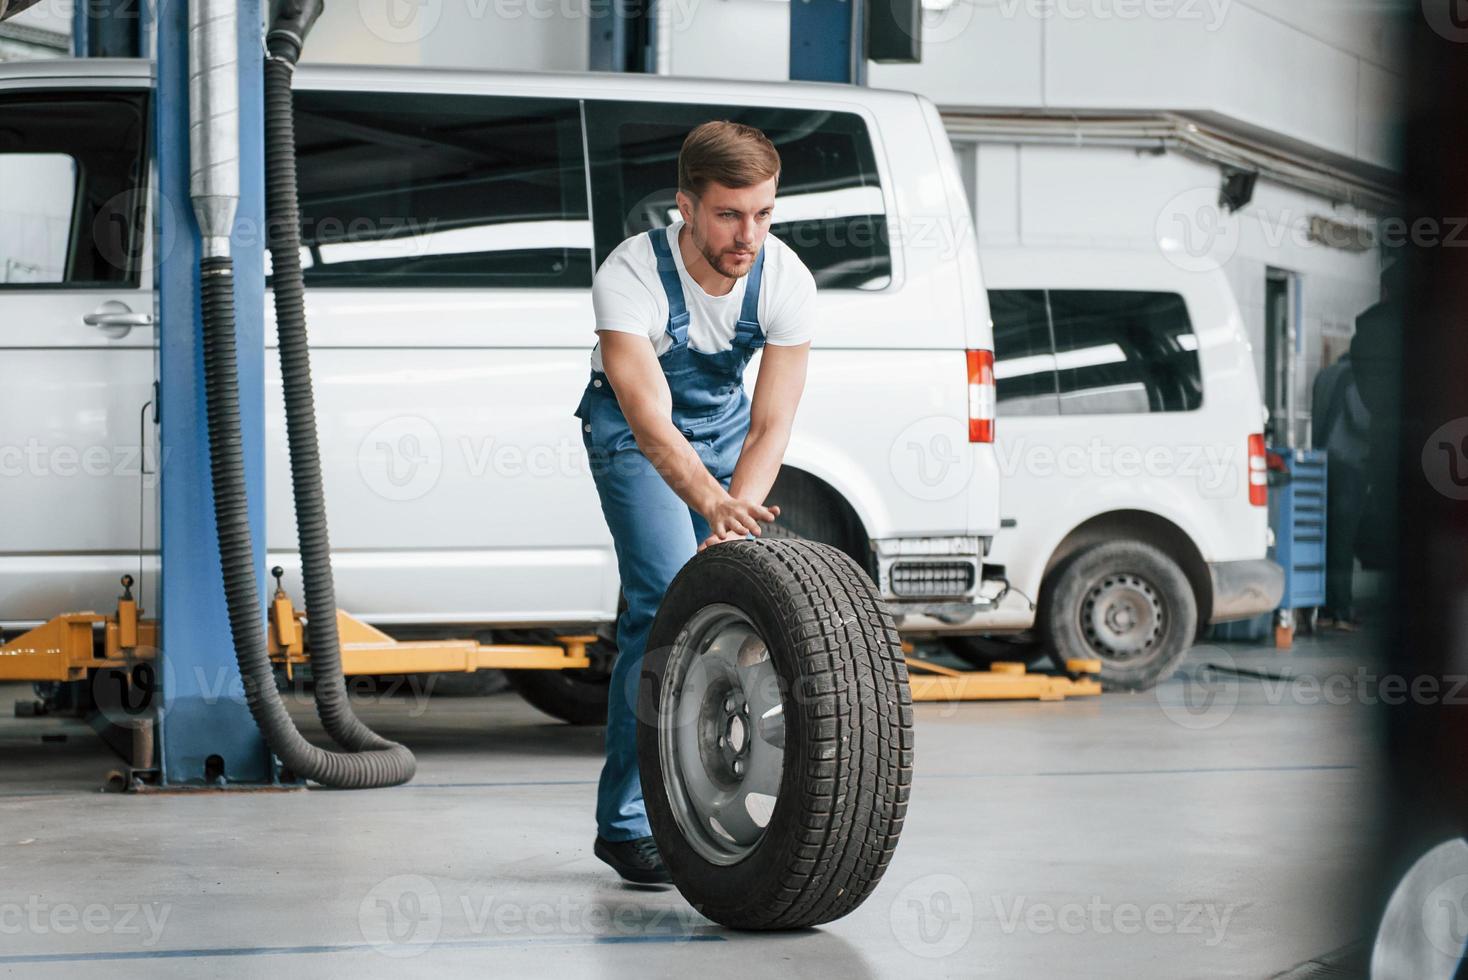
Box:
[574, 227, 767, 842]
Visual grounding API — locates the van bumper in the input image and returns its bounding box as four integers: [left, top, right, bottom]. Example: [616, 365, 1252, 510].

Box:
[1207, 559, 1285, 623]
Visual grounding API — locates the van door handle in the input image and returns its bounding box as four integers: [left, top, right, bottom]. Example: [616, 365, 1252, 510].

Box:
[84, 301, 154, 339]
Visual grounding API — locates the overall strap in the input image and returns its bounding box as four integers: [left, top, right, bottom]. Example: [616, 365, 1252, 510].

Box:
[733, 245, 767, 350]
[648, 227, 690, 348]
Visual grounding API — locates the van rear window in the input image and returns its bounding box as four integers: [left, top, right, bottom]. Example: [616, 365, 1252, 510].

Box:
[990, 289, 1202, 415]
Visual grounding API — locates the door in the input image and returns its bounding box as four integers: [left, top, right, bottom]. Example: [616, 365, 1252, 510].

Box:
[1264, 267, 1299, 447]
[0, 88, 155, 625]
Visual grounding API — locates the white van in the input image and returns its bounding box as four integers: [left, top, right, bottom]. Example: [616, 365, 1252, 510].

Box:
[959, 247, 1284, 690]
[0, 59, 1008, 708]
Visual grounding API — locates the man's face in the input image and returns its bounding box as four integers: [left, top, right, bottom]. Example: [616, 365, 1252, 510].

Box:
[677, 177, 777, 279]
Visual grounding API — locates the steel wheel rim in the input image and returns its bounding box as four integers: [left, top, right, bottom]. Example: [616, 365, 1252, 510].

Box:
[1080, 573, 1164, 663]
[658, 603, 786, 866]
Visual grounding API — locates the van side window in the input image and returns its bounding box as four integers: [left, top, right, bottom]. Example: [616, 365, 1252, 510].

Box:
[1048, 290, 1202, 414]
[0, 92, 148, 288]
[989, 289, 1060, 416]
[584, 101, 891, 290]
[289, 92, 591, 288]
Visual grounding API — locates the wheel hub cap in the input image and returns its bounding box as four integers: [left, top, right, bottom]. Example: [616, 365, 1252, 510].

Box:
[1082, 573, 1164, 662]
[661, 605, 786, 866]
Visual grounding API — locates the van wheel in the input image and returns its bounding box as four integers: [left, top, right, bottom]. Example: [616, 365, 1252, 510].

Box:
[502, 611, 619, 725]
[638, 538, 912, 929]
[1040, 541, 1197, 691]
[503, 662, 610, 726]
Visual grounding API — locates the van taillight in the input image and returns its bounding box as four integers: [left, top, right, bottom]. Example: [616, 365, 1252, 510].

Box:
[1248, 434, 1267, 507]
[967, 349, 995, 443]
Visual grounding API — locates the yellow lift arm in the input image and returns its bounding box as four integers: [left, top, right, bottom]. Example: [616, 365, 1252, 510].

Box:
[1, 576, 1101, 703]
[0, 574, 592, 683]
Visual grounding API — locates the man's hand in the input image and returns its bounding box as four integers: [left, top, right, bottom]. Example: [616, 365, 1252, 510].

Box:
[698, 529, 745, 552]
[701, 498, 780, 542]
[695, 504, 780, 551]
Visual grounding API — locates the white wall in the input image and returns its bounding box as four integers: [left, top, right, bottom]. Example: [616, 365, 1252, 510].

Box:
[959, 138, 1383, 441]
[4, 0, 1406, 171]
[657, 0, 1408, 170]
[302, 0, 592, 71]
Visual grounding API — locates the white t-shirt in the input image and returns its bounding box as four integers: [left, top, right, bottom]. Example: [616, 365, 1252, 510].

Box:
[590, 221, 816, 373]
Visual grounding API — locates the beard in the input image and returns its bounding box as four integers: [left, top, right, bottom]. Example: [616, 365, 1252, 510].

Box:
[692, 228, 757, 279]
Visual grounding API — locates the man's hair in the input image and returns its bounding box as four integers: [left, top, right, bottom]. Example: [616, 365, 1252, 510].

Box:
[677, 121, 781, 199]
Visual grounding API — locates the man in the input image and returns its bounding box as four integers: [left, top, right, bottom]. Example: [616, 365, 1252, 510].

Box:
[1349, 261, 1403, 577]
[572, 121, 816, 883]
[1311, 352, 1370, 630]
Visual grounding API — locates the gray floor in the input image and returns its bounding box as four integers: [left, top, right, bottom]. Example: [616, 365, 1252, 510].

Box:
[0, 632, 1385, 978]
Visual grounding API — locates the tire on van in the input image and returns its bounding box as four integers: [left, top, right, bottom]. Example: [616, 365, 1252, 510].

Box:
[638, 538, 912, 929]
[503, 658, 611, 726]
[1039, 540, 1198, 691]
[502, 608, 620, 725]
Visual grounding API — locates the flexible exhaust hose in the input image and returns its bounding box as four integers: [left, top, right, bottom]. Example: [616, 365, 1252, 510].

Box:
[200, 256, 415, 786]
[192, 0, 413, 787]
[262, 52, 412, 763]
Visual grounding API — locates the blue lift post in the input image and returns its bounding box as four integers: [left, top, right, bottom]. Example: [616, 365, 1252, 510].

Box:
[73, 0, 145, 58]
[790, 0, 867, 84]
[156, 0, 275, 785]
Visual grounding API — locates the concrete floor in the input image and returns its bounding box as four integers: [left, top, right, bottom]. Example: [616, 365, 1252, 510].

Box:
[0, 632, 1385, 978]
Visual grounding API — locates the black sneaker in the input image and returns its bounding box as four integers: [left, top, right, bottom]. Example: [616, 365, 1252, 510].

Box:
[594, 835, 671, 885]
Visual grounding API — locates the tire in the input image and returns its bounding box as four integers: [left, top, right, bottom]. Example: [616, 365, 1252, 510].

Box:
[757, 521, 801, 540]
[502, 609, 619, 725]
[1039, 541, 1198, 692]
[638, 538, 913, 930]
[503, 665, 610, 726]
